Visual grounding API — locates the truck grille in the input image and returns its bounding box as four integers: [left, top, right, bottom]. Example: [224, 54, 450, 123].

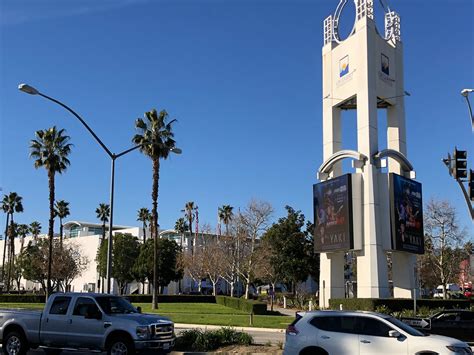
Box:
[150, 324, 174, 340]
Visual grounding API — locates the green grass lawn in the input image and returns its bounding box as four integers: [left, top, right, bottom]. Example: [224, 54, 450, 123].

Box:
[136, 303, 292, 329]
[0, 302, 293, 329]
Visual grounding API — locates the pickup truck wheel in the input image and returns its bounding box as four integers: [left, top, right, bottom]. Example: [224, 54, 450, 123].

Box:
[107, 338, 135, 355]
[3, 331, 28, 355]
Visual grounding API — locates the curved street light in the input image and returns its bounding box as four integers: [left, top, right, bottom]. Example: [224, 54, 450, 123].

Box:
[461, 89, 474, 131]
[18, 83, 182, 294]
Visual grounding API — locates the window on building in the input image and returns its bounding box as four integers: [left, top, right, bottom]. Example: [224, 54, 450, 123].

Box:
[69, 225, 81, 238]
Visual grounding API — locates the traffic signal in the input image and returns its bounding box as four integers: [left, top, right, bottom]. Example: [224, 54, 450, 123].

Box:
[469, 169, 474, 201]
[453, 148, 468, 180]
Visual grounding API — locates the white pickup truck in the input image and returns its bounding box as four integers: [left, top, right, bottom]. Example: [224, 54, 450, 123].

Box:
[0, 292, 175, 355]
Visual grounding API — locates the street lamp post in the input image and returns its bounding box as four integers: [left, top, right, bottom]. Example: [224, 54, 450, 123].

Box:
[17, 83, 182, 294]
[461, 88, 474, 131]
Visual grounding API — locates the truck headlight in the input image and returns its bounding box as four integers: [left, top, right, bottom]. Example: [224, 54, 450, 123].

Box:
[446, 345, 473, 354]
[136, 326, 150, 340]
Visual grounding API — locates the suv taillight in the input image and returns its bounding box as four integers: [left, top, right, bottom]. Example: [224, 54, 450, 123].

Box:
[286, 325, 299, 336]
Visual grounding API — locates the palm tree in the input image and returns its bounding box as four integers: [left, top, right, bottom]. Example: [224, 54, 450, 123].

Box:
[54, 200, 70, 248]
[137, 207, 151, 243]
[1, 192, 24, 283]
[6, 222, 18, 291]
[95, 203, 110, 293]
[29, 221, 41, 242]
[218, 205, 234, 236]
[183, 201, 196, 254]
[96, 203, 110, 244]
[174, 217, 188, 247]
[16, 224, 29, 252]
[133, 108, 178, 310]
[30, 126, 72, 299]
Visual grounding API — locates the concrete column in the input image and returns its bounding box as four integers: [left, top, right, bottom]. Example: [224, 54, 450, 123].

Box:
[319, 106, 344, 307]
[355, 17, 390, 299]
[320, 252, 345, 308]
[386, 42, 416, 298]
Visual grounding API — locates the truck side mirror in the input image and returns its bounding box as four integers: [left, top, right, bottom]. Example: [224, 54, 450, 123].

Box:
[137, 306, 142, 314]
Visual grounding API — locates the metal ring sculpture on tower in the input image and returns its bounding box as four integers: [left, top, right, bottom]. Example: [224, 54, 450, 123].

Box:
[332, 0, 395, 43]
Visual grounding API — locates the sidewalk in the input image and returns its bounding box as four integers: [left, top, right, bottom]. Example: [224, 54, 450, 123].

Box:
[271, 306, 300, 318]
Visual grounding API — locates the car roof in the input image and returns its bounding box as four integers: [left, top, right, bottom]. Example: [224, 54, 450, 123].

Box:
[51, 292, 119, 298]
[300, 310, 391, 319]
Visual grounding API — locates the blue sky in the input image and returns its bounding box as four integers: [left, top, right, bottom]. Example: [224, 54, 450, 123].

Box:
[0, 0, 473, 237]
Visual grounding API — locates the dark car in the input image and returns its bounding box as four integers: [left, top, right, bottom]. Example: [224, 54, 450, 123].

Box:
[427, 310, 474, 344]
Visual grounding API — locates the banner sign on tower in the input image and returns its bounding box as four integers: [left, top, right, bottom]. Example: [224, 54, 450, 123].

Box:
[390, 173, 424, 254]
[313, 174, 354, 252]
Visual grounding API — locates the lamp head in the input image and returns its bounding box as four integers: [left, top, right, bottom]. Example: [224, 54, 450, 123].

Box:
[461, 89, 473, 97]
[18, 83, 39, 95]
[171, 147, 182, 154]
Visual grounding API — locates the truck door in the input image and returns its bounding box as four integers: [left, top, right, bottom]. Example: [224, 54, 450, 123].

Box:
[67, 297, 106, 349]
[40, 296, 72, 347]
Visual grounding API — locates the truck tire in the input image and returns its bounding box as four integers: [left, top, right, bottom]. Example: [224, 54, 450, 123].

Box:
[107, 337, 135, 355]
[2, 330, 28, 355]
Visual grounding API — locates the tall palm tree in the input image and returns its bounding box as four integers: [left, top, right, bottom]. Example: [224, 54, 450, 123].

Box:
[30, 126, 72, 299]
[174, 217, 188, 247]
[29, 221, 41, 242]
[54, 200, 70, 248]
[218, 205, 234, 236]
[96, 203, 110, 245]
[133, 108, 178, 310]
[95, 203, 110, 293]
[6, 222, 18, 291]
[1, 192, 24, 283]
[137, 207, 151, 243]
[16, 224, 29, 252]
[183, 201, 196, 254]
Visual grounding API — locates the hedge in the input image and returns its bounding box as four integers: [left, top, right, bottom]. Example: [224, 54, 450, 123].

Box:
[0, 294, 46, 303]
[215, 296, 267, 315]
[125, 295, 216, 303]
[329, 298, 471, 312]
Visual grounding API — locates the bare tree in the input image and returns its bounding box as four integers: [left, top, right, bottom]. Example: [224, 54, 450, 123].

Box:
[183, 249, 206, 293]
[424, 199, 467, 299]
[235, 200, 273, 299]
[218, 235, 239, 297]
[253, 239, 280, 311]
[202, 239, 222, 295]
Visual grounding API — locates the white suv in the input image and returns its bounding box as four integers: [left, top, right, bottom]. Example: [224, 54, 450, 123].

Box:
[283, 310, 472, 355]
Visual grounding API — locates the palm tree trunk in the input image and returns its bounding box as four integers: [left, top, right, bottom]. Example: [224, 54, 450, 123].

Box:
[47, 169, 55, 300]
[152, 158, 160, 310]
[59, 217, 63, 249]
[1, 213, 10, 282]
[142, 223, 146, 243]
[6, 216, 15, 292]
[188, 218, 194, 256]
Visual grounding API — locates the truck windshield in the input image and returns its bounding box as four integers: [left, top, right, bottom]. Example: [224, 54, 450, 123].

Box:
[95, 296, 138, 315]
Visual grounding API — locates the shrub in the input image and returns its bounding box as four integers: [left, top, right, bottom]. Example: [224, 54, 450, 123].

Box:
[216, 296, 267, 314]
[235, 331, 253, 345]
[0, 294, 45, 303]
[175, 327, 253, 351]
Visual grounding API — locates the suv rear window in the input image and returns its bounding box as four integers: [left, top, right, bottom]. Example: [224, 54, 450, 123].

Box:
[310, 316, 357, 333]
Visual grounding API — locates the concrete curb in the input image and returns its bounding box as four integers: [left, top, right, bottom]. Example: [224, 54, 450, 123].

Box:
[174, 323, 285, 333]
